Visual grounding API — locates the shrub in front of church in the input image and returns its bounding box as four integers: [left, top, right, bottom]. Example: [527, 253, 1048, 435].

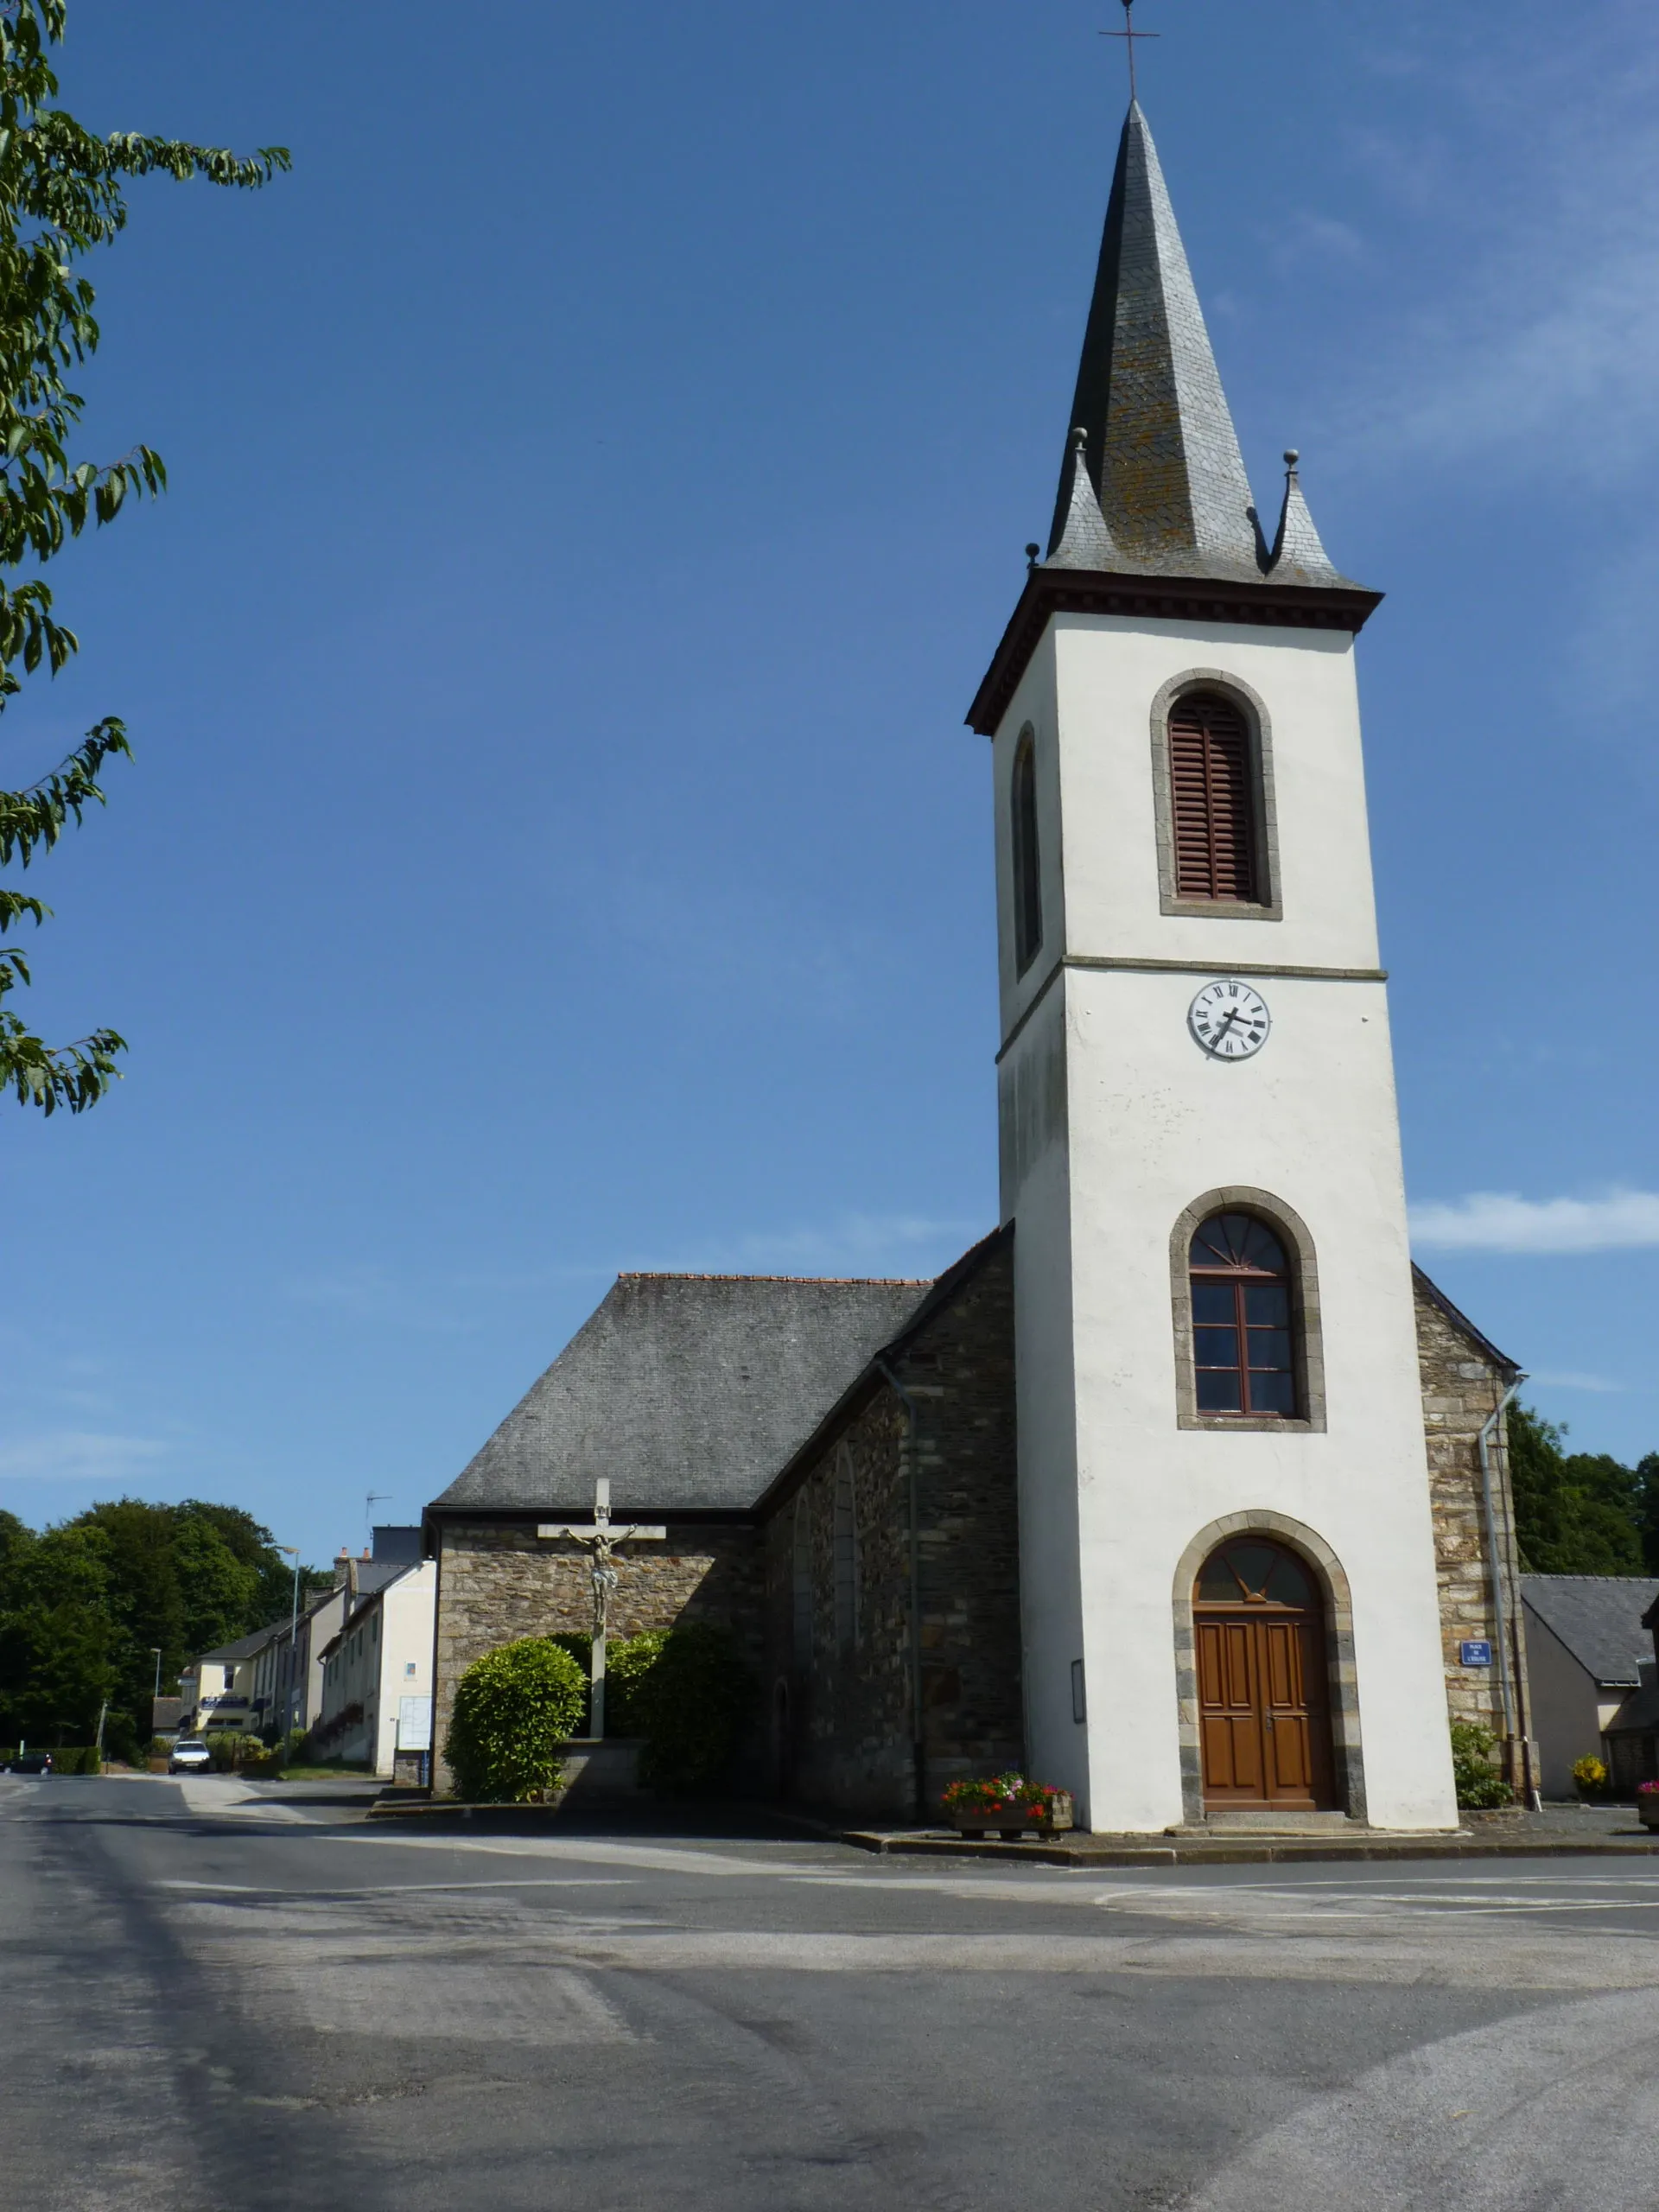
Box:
[607, 1624, 756, 1794]
[443, 1638, 588, 1802]
[1572, 1755, 1609, 1801]
[1449, 1721, 1513, 1809]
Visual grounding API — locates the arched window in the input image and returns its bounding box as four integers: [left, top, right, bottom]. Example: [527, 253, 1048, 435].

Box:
[832, 1449, 859, 1649]
[1189, 1211, 1297, 1417]
[791, 1494, 813, 1668]
[1010, 727, 1043, 974]
[1169, 690, 1261, 903]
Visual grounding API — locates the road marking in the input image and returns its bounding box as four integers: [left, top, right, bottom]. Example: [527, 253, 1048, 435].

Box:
[155, 1877, 639, 1896]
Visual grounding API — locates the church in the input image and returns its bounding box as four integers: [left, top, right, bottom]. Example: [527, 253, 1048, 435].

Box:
[423, 99, 1534, 1834]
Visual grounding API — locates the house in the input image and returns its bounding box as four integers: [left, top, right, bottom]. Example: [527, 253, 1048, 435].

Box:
[247, 1528, 424, 1738]
[1521, 1575, 1659, 1798]
[315, 1550, 437, 1777]
[177, 1624, 280, 1737]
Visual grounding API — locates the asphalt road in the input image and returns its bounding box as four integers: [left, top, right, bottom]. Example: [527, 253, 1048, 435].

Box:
[5, 1774, 1659, 2210]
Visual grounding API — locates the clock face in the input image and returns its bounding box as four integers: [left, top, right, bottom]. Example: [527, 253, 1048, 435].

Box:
[1190, 979, 1271, 1060]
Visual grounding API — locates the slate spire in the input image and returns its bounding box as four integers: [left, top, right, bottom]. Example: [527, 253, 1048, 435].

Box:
[1046, 101, 1261, 581]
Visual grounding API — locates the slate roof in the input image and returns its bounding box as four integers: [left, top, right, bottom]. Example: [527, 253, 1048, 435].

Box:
[429, 1271, 935, 1517]
[1045, 101, 1359, 593]
[1522, 1575, 1659, 1688]
[1411, 1265, 1522, 1380]
[194, 1623, 287, 1665]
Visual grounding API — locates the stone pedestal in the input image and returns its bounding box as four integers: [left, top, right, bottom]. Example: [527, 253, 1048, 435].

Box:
[555, 1738, 645, 1806]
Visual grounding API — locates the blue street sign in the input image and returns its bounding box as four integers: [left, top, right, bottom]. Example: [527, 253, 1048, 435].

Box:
[1459, 1640, 1493, 1668]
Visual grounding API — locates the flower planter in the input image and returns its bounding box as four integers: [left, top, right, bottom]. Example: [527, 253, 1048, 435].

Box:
[950, 1792, 1075, 1840]
[1637, 1796, 1659, 1831]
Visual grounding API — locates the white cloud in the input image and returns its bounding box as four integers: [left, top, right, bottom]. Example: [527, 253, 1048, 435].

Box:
[1410, 1188, 1659, 1254]
[0, 1431, 169, 1484]
[1528, 1370, 1625, 1395]
[1326, 14, 1659, 484]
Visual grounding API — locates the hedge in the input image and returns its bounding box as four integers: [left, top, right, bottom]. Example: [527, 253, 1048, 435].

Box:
[0, 1745, 99, 1772]
[443, 1638, 587, 1802]
[607, 1624, 755, 1794]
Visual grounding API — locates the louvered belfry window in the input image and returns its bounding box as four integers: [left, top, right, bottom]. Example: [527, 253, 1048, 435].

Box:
[1169, 691, 1260, 903]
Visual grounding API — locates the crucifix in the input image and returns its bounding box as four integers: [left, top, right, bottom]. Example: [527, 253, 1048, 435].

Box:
[537, 1479, 665, 1738]
[1101, 0, 1159, 102]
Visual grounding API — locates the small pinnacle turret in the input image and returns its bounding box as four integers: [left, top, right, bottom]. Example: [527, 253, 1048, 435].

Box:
[1262, 451, 1357, 588]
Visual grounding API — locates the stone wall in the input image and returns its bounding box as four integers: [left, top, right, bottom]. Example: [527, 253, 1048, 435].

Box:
[1414, 1281, 1529, 1754]
[760, 1236, 1024, 1821]
[430, 1518, 761, 1793]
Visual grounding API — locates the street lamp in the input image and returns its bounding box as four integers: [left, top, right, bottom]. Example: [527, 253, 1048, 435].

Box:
[280, 1546, 302, 1736]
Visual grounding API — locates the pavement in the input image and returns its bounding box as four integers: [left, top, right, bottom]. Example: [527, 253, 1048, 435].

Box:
[5, 1770, 1659, 2209]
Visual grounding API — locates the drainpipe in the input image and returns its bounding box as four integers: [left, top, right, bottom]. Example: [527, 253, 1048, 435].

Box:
[1478, 1375, 1536, 1807]
[874, 1357, 925, 1822]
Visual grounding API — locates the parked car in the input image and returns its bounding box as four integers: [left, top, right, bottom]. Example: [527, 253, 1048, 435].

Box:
[168, 1739, 213, 1773]
[4, 1751, 52, 1774]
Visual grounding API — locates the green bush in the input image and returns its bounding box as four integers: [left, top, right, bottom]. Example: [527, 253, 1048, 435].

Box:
[443, 1638, 587, 1802]
[549, 1633, 594, 1732]
[205, 1732, 269, 1773]
[1450, 1721, 1513, 1809]
[609, 1624, 756, 1794]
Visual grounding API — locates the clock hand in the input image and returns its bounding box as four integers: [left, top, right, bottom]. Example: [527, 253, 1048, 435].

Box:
[1210, 1006, 1242, 1052]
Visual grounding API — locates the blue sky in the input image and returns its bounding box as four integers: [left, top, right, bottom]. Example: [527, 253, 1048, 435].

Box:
[2, 0, 1656, 1565]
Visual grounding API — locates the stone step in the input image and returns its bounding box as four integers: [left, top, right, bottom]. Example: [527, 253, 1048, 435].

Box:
[1189, 1810, 1360, 1836]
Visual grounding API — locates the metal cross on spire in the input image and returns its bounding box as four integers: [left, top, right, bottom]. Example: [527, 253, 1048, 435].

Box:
[1101, 0, 1159, 103]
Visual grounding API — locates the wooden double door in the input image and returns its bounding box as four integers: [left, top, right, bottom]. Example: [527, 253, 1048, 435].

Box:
[1195, 1538, 1337, 1811]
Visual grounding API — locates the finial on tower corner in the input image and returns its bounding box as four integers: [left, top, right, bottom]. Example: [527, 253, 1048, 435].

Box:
[1284, 448, 1300, 471]
[1025, 543, 1041, 571]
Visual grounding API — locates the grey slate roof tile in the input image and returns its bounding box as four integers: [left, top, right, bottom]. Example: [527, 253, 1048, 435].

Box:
[429, 1271, 935, 1516]
[1522, 1574, 1659, 1688]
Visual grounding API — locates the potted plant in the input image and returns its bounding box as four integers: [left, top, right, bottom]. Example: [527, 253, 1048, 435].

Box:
[1573, 1755, 1609, 1802]
[1637, 1781, 1659, 1832]
[942, 1774, 1075, 1840]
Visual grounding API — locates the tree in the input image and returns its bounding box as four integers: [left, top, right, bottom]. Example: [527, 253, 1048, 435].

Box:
[0, 0, 286, 1110]
[1509, 1404, 1646, 1577]
[0, 1521, 116, 1741]
[13, 1497, 330, 1747]
[1637, 1455, 1659, 1577]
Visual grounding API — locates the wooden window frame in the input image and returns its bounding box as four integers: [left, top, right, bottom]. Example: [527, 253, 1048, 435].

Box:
[1010, 723, 1044, 976]
[1190, 1216, 1300, 1420]
[1169, 1188, 1325, 1433]
[1149, 671, 1283, 921]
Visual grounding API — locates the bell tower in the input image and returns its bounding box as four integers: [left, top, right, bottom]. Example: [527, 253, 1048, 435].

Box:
[970, 101, 1459, 1834]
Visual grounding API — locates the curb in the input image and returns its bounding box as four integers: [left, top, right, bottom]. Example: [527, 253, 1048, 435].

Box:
[831, 1829, 1659, 1867]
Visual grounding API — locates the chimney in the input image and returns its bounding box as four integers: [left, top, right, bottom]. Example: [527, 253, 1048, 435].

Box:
[334, 1548, 351, 1587]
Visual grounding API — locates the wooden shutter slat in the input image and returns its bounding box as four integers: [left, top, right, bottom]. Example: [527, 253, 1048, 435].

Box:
[1168, 694, 1258, 902]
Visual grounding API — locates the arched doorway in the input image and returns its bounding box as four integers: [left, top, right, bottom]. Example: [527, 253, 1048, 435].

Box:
[1193, 1535, 1337, 1811]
